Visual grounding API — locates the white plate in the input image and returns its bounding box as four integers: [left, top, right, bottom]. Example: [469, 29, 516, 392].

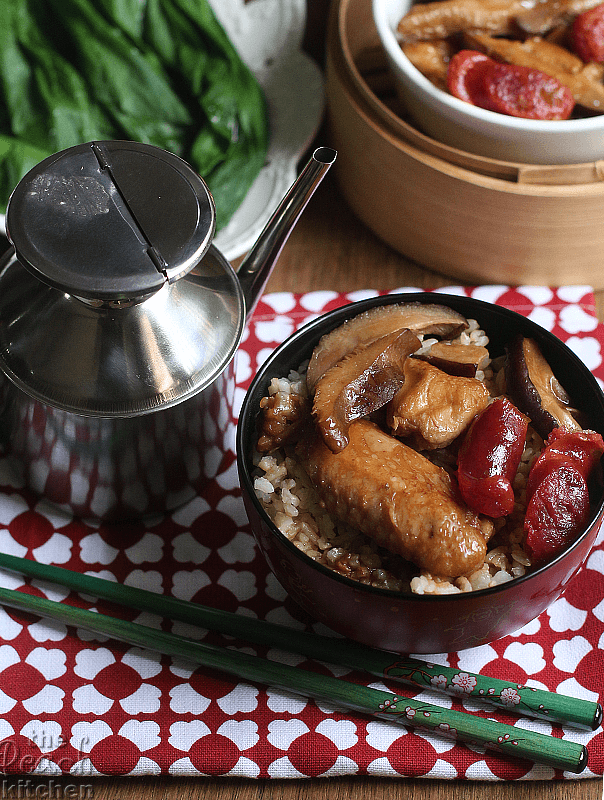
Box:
[210, 0, 324, 259]
[0, 0, 325, 261]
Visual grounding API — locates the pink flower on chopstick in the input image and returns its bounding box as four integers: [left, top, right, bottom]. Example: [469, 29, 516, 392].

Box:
[450, 672, 477, 695]
[437, 722, 458, 737]
[430, 675, 448, 691]
[499, 687, 522, 707]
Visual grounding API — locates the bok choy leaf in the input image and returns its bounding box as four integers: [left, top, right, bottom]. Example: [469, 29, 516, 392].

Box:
[0, 0, 269, 229]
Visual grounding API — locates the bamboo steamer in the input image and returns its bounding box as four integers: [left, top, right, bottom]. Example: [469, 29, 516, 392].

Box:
[325, 0, 604, 286]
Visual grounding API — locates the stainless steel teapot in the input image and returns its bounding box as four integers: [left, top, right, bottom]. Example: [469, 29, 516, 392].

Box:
[0, 140, 335, 520]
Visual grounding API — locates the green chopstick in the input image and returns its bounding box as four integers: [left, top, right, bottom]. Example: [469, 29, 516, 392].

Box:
[0, 584, 588, 774]
[0, 552, 600, 731]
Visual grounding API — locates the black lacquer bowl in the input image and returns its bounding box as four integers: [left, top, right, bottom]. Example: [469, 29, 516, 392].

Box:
[237, 293, 604, 653]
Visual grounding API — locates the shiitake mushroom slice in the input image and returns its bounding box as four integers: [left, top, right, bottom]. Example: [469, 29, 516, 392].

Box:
[418, 340, 490, 377]
[504, 334, 582, 439]
[313, 328, 421, 453]
[306, 302, 469, 393]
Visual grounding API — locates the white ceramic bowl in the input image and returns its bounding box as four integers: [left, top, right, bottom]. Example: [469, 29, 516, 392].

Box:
[372, 0, 604, 164]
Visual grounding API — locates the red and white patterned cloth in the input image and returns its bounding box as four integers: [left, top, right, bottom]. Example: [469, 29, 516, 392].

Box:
[0, 285, 602, 781]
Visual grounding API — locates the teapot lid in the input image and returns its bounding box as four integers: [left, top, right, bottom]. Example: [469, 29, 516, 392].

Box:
[6, 140, 215, 302]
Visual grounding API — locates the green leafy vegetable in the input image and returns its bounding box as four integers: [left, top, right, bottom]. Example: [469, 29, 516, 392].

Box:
[0, 0, 269, 229]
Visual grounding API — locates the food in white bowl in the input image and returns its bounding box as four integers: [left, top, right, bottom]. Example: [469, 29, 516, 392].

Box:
[251, 301, 604, 596]
[372, 0, 604, 162]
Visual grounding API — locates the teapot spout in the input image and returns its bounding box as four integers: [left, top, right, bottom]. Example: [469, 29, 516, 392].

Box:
[237, 146, 336, 319]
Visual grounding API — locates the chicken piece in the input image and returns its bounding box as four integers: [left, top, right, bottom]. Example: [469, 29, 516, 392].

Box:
[465, 32, 604, 109]
[515, 0, 603, 35]
[297, 419, 493, 577]
[466, 30, 586, 73]
[396, 0, 530, 43]
[402, 40, 455, 90]
[386, 358, 490, 450]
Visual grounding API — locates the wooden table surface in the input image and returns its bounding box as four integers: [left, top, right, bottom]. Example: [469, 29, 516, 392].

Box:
[15, 1, 603, 797]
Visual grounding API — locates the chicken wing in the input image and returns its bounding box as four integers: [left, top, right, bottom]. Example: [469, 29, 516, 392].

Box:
[297, 419, 494, 577]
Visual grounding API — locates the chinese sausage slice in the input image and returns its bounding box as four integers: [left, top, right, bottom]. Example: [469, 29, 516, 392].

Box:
[297, 419, 494, 578]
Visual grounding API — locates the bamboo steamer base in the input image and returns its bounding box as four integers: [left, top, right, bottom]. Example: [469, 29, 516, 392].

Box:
[326, 0, 604, 287]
